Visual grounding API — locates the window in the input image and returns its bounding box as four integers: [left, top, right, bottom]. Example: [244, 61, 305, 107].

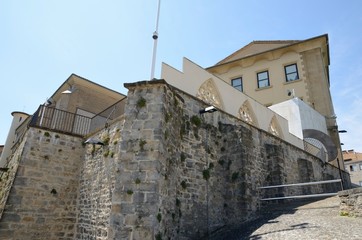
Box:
[360, 181, 362, 187]
[231, 77, 243, 92]
[257, 71, 270, 88]
[285, 64, 299, 82]
[359, 164, 362, 170]
[350, 165, 357, 172]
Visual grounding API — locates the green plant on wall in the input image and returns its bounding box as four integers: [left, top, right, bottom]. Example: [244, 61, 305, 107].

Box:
[139, 139, 147, 151]
[44, 132, 50, 137]
[137, 97, 147, 108]
[181, 180, 187, 189]
[190, 115, 201, 127]
[165, 112, 171, 123]
[135, 178, 141, 184]
[102, 136, 110, 146]
[202, 169, 210, 181]
[103, 150, 110, 157]
[127, 189, 134, 195]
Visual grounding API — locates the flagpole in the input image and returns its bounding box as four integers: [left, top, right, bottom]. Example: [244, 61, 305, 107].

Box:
[150, 0, 161, 80]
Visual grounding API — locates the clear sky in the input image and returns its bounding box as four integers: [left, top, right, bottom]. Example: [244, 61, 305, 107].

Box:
[1, 0, 362, 152]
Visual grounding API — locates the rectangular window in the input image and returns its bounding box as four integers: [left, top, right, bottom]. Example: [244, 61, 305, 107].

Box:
[231, 77, 243, 92]
[359, 164, 362, 170]
[257, 71, 270, 88]
[285, 63, 299, 82]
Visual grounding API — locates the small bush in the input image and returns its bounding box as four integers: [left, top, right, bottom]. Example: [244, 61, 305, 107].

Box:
[127, 189, 133, 195]
[190, 115, 201, 127]
[139, 139, 147, 151]
[135, 178, 141, 184]
[44, 132, 50, 137]
[181, 180, 187, 189]
[203, 169, 210, 181]
[137, 97, 146, 108]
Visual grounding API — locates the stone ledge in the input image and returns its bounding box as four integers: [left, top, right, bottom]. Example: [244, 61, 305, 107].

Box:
[338, 187, 362, 217]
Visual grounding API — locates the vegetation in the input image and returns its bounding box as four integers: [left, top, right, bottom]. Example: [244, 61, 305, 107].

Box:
[181, 180, 187, 189]
[137, 97, 147, 108]
[190, 115, 201, 127]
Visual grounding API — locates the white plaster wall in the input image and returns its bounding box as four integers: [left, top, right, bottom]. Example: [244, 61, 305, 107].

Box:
[161, 58, 304, 149]
[297, 98, 328, 134]
[269, 98, 328, 139]
[269, 98, 303, 139]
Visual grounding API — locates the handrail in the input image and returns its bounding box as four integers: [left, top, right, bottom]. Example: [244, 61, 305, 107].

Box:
[258, 179, 341, 189]
[29, 105, 92, 136]
[259, 179, 343, 201]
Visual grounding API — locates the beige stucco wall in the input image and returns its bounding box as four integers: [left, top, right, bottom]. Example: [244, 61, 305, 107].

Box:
[161, 58, 304, 149]
[207, 35, 343, 166]
[209, 51, 307, 106]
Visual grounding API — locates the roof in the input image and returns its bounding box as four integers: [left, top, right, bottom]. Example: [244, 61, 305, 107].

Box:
[212, 34, 328, 67]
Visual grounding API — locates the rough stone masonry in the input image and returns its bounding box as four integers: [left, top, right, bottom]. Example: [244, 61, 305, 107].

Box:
[0, 80, 349, 240]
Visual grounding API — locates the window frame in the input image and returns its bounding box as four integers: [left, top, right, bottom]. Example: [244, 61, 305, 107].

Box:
[231, 77, 243, 92]
[284, 63, 299, 82]
[257, 70, 270, 88]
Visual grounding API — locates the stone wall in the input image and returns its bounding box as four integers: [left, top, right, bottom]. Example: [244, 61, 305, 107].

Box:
[0, 80, 350, 240]
[339, 187, 362, 217]
[109, 80, 349, 240]
[75, 118, 124, 239]
[0, 128, 84, 240]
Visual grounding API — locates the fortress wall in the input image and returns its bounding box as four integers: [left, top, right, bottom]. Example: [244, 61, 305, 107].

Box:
[0, 128, 84, 240]
[108, 80, 347, 239]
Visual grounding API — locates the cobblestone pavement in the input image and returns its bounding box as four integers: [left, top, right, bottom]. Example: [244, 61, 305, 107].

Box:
[209, 196, 362, 240]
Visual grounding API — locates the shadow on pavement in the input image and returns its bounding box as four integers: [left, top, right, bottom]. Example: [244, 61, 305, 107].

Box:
[207, 197, 330, 240]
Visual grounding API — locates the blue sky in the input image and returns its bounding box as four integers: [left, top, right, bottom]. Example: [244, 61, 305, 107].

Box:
[1, 0, 362, 152]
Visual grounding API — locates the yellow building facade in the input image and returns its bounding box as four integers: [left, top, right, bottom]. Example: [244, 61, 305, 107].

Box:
[207, 34, 343, 167]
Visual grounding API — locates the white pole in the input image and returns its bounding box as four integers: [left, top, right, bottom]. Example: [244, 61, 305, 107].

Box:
[150, 0, 161, 80]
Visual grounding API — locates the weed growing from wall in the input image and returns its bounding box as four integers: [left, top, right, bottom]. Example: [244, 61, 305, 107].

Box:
[137, 97, 147, 108]
[127, 189, 134, 195]
[181, 180, 187, 189]
[139, 139, 147, 151]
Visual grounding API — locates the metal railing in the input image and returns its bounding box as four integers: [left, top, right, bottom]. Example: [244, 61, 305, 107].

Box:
[258, 179, 342, 201]
[89, 97, 127, 133]
[29, 105, 92, 136]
